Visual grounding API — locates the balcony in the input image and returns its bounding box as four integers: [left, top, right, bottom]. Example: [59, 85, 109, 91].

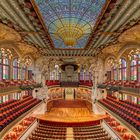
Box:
[60, 81, 79, 87]
[46, 80, 93, 87]
[97, 84, 140, 95]
[0, 86, 20, 94]
[0, 80, 42, 94]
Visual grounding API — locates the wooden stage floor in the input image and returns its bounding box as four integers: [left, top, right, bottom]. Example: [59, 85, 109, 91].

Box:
[36, 107, 107, 123]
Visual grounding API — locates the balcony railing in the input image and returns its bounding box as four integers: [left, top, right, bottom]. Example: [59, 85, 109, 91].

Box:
[46, 80, 93, 87]
[0, 83, 42, 94]
[97, 84, 140, 94]
[0, 86, 21, 93]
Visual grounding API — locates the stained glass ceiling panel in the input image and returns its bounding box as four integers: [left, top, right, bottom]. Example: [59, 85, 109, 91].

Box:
[35, 0, 106, 49]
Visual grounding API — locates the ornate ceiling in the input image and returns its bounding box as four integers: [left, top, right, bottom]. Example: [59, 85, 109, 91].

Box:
[0, 0, 140, 57]
[34, 0, 106, 49]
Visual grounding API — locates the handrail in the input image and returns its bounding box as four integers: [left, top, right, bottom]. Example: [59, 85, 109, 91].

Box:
[97, 84, 140, 94]
[0, 86, 21, 94]
[97, 102, 140, 140]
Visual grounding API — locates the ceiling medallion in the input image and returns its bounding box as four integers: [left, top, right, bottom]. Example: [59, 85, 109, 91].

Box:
[55, 24, 83, 47]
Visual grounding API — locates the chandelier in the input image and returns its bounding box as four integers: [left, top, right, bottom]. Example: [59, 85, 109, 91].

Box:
[55, 24, 84, 46]
[0, 48, 13, 59]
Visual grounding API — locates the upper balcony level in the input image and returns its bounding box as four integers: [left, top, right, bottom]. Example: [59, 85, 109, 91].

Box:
[97, 80, 140, 95]
[0, 80, 42, 94]
[46, 80, 93, 88]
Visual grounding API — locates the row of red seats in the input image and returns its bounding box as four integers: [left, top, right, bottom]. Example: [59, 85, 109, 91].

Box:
[73, 125, 110, 140]
[39, 119, 100, 127]
[0, 96, 41, 131]
[80, 80, 93, 87]
[28, 122, 111, 140]
[0, 79, 36, 88]
[99, 97, 140, 131]
[0, 96, 33, 112]
[28, 123, 66, 140]
[104, 80, 140, 88]
[46, 80, 60, 86]
[107, 95, 140, 110]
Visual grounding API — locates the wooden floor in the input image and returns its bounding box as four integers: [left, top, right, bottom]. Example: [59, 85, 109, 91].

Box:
[37, 100, 107, 123]
[36, 107, 107, 122]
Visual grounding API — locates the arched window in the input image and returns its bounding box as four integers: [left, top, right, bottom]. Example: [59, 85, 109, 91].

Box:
[50, 70, 54, 80]
[113, 64, 117, 81]
[138, 54, 140, 82]
[0, 48, 12, 80]
[13, 58, 21, 80]
[80, 66, 84, 80]
[22, 65, 26, 80]
[130, 56, 137, 81]
[0, 52, 2, 81]
[118, 59, 127, 81]
[3, 58, 10, 80]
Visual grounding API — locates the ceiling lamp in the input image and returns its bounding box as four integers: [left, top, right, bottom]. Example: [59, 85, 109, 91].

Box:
[55, 24, 84, 46]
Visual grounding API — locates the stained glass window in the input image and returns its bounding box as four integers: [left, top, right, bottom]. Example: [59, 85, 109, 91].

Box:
[80, 71, 84, 80]
[3, 58, 9, 80]
[113, 64, 117, 81]
[138, 54, 140, 82]
[18, 65, 21, 79]
[0, 53, 2, 81]
[35, 0, 106, 49]
[130, 57, 137, 81]
[13, 59, 18, 80]
[13, 58, 21, 80]
[119, 59, 127, 81]
[22, 65, 26, 80]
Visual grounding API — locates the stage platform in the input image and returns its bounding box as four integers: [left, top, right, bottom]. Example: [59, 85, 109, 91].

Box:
[36, 107, 107, 123]
[36, 100, 107, 123]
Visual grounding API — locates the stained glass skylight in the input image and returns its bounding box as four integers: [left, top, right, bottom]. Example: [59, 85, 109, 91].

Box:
[35, 0, 106, 49]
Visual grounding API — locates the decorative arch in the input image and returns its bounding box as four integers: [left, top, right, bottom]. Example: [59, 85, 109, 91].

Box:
[0, 40, 21, 58]
[117, 42, 140, 60]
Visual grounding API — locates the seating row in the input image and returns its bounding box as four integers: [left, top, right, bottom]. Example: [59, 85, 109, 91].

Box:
[99, 96, 140, 131]
[0, 96, 41, 131]
[104, 80, 140, 88]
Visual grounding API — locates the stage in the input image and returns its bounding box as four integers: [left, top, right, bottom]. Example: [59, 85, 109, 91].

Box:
[37, 109, 107, 122]
[36, 100, 107, 123]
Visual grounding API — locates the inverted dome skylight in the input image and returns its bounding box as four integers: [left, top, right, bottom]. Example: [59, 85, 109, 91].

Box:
[35, 0, 106, 49]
